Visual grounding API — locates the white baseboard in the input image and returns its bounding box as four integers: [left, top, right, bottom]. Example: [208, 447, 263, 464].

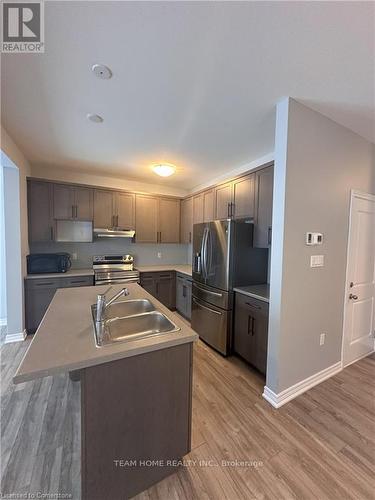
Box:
[0, 318, 7, 326]
[4, 330, 27, 344]
[262, 361, 342, 408]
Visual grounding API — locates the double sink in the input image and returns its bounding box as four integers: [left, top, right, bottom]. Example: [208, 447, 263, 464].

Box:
[91, 298, 180, 347]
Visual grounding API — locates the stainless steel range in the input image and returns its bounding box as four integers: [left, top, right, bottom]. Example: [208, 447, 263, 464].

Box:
[93, 255, 139, 285]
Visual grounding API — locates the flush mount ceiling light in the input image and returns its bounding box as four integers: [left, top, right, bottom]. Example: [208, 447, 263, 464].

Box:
[91, 64, 112, 80]
[152, 164, 176, 177]
[87, 113, 103, 123]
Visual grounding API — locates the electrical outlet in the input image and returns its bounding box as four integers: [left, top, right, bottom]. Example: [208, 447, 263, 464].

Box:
[157, 252, 162, 259]
[72, 252, 78, 261]
[320, 333, 326, 346]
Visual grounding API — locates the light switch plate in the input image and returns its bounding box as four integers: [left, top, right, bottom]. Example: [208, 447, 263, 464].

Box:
[310, 255, 324, 267]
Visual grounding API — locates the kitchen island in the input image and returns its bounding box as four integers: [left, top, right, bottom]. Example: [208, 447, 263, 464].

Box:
[14, 283, 198, 500]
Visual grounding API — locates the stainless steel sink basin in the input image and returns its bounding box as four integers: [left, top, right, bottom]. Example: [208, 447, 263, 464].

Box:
[104, 298, 155, 319]
[91, 300, 180, 347]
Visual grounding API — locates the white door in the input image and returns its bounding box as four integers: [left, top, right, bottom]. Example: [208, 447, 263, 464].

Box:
[343, 191, 375, 367]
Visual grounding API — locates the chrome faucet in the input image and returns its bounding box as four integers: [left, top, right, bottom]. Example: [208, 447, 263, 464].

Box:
[96, 287, 129, 324]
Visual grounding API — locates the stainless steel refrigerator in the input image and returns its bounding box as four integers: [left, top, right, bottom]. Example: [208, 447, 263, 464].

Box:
[191, 219, 268, 355]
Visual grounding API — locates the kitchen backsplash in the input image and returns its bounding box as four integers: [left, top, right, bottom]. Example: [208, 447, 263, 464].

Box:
[30, 241, 191, 269]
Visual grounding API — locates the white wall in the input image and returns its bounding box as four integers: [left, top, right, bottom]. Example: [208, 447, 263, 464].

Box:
[31, 164, 188, 198]
[3, 166, 23, 335]
[1, 125, 32, 334]
[0, 166, 6, 323]
[267, 98, 375, 395]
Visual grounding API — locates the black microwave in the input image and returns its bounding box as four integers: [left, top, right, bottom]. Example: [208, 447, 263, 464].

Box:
[27, 253, 72, 274]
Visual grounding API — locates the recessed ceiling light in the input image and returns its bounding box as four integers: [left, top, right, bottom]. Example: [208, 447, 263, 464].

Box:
[91, 64, 112, 79]
[152, 164, 176, 177]
[87, 113, 103, 123]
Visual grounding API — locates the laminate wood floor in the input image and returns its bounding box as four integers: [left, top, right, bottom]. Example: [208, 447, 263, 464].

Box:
[1, 337, 374, 500]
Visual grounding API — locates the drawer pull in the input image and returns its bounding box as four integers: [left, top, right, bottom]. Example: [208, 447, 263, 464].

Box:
[69, 280, 87, 284]
[194, 283, 222, 297]
[35, 282, 55, 286]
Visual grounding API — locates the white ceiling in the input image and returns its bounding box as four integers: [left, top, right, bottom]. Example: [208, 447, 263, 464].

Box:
[2, 1, 374, 189]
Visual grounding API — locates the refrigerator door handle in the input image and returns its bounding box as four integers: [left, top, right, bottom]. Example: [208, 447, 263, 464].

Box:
[201, 227, 209, 278]
[193, 298, 222, 315]
[194, 253, 202, 274]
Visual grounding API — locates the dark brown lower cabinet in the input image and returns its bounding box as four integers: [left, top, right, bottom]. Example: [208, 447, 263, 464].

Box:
[233, 293, 269, 375]
[81, 342, 193, 500]
[140, 271, 176, 310]
[25, 275, 94, 333]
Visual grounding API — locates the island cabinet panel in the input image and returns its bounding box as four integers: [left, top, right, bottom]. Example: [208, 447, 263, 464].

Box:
[140, 271, 176, 310]
[81, 342, 193, 500]
[135, 195, 159, 243]
[27, 180, 54, 242]
[159, 198, 180, 243]
[180, 197, 193, 244]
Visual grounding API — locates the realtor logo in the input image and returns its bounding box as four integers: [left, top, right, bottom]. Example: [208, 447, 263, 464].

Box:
[2, 1, 44, 53]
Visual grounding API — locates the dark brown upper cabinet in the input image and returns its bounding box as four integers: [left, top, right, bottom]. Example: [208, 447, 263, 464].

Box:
[135, 195, 180, 244]
[232, 174, 255, 219]
[28, 180, 54, 242]
[215, 182, 233, 220]
[53, 184, 93, 220]
[93, 189, 135, 229]
[180, 197, 193, 244]
[254, 166, 274, 248]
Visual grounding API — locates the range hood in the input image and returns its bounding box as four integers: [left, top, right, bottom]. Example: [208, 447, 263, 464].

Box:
[94, 228, 135, 238]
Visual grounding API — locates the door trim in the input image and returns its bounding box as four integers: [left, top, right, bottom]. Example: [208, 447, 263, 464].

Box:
[341, 189, 375, 368]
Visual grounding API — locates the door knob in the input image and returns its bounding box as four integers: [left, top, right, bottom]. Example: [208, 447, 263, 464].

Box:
[349, 294, 358, 300]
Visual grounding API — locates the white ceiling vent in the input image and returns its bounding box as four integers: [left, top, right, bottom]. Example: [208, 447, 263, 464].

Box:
[91, 64, 112, 80]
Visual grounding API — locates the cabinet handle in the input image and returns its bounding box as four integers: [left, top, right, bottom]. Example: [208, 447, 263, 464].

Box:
[116, 215, 119, 227]
[50, 226, 54, 241]
[268, 226, 272, 245]
[159, 231, 162, 242]
[247, 315, 252, 335]
[75, 205, 78, 218]
[227, 203, 231, 218]
[35, 282, 55, 286]
[230, 202, 234, 218]
[252, 317, 256, 336]
[71, 205, 74, 218]
[183, 285, 187, 298]
[69, 280, 87, 284]
[189, 231, 191, 244]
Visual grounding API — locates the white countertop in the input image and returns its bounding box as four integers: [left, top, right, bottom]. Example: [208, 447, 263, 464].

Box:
[233, 284, 270, 303]
[14, 283, 198, 384]
[26, 268, 94, 280]
[137, 265, 192, 277]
